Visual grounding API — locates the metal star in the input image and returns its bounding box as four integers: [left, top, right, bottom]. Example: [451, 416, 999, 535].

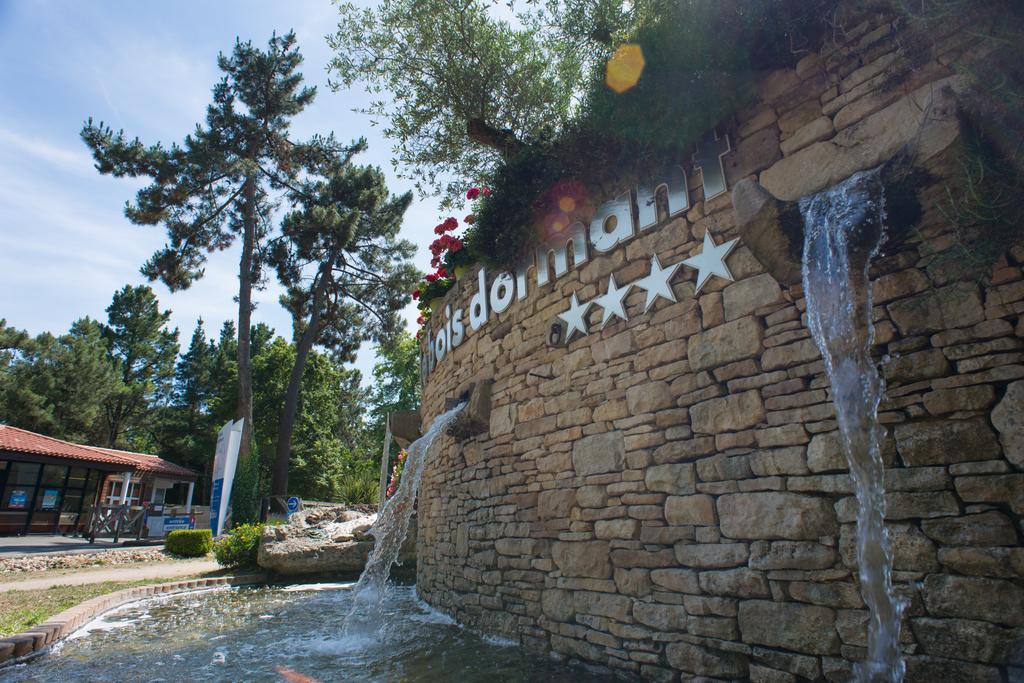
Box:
[596, 274, 631, 329]
[633, 254, 683, 313]
[557, 292, 593, 342]
[682, 230, 739, 294]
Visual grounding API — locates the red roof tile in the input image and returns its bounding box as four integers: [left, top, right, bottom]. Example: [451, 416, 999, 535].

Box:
[0, 425, 198, 479]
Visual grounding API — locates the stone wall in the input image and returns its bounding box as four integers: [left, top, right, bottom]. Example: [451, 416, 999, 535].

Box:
[416, 6, 1024, 681]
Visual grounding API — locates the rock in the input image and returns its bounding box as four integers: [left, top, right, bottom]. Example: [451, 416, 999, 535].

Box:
[723, 273, 785, 321]
[691, 390, 766, 433]
[688, 317, 765, 372]
[887, 282, 985, 336]
[541, 588, 575, 622]
[614, 568, 653, 597]
[577, 485, 608, 508]
[699, 568, 771, 598]
[645, 463, 696, 494]
[626, 380, 674, 414]
[667, 642, 749, 679]
[718, 492, 838, 540]
[883, 349, 950, 383]
[923, 574, 1024, 626]
[760, 76, 965, 201]
[572, 431, 625, 476]
[937, 546, 1024, 578]
[807, 432, 846, 472]
[552, 541, 612, 579]
[749, 541, 836, 570]
[894, 418, 1001, 466]
[651, 568, 700, 593]
[954, 474, 1024, 514]
[573, 590, 632, 621]
[731, 179, 802, 285]
[840, 522, 937, 573]
[739, 600, 840, 655]
[912, 617, 1024, 665]
[675, 543, 749, 568]
[257, 505, 392, 575]
[872, 269, 930, 304]
[665, 494, 716, 526]
[595, 518, 639, 540]
[780, 116, 834, 155]
[920, 511, 1018, 546]
[923, 385, 996, 416]
[904, 656, 1002, 683]
[991, 380, 1024, 467]
[538, 489, 576, 519]
[633, 602, 688, 630]
[761, 338, 821, 371]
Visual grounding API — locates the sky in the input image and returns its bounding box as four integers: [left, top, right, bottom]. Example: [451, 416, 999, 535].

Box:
[0, 0, 444, 383]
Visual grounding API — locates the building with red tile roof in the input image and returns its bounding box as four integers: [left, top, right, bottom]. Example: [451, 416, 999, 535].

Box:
[0, 425, 198, 535]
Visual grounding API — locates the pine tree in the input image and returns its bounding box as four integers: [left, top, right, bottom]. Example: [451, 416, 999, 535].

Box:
[81, 31, 345, 464]
[267, 153, 418, 495]
[101, 285, 180, 447]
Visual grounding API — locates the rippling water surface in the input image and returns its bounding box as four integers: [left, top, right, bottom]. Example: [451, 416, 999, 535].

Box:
[3, 584, 605, 682]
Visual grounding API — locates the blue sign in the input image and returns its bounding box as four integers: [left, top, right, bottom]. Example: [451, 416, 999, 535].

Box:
[164, 516, 195, 532]
[7, 489, 27, 509]
[209, 479, 224, 534]
[286, 496, 300, 513]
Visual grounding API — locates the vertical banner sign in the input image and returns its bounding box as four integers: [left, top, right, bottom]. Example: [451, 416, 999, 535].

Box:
[209, 418, 243, 536]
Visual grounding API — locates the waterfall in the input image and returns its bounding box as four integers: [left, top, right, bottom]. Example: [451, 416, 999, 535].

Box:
[343, 403, 465, 634]
[800, 168, 905, 683]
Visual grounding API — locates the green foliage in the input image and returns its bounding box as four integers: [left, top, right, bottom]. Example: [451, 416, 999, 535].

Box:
[335, 468, 380, 506]
[365, 331, 421, 449]
[467, 0, 837, 267]
[213, 523, 263, 568]
[165, 529, 213, 557]
[2, 318, 122, 444]
[100, 285, 180, 447]
[328, 0, 581, 205]
[267, 144, 419, 496]
[230, 448, 263, 525]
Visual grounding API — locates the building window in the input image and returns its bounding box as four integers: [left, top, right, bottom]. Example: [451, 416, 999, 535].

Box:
[107, 478, 141, 506]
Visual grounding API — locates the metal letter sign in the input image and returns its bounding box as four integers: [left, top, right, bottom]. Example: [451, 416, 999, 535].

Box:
[423, 127, 738, 375]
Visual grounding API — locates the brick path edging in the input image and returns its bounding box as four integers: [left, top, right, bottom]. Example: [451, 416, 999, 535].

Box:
[0, 572, 267, 665]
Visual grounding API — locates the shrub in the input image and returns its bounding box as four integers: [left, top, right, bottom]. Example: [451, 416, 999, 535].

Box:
[213, 523, 263, 568]
[335, 468, 380, 505]
[165, 529, 213, 557]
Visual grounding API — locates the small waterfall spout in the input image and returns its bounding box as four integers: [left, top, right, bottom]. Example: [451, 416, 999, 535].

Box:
[343, 403, 465, 634]
[800, 168, 905, 683]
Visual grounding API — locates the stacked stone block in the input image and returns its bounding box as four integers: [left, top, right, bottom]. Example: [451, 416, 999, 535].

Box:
[418, 7, 1023, 681]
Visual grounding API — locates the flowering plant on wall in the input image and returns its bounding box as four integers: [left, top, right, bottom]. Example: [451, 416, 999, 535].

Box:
[411, 187, 490, 331]
[385, 448, 408, 498]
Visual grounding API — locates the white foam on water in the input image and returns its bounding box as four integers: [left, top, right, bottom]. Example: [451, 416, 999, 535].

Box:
[280, 582, 354, 593]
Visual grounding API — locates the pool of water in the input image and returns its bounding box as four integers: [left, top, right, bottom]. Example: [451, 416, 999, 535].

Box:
[2, 584, 608, 682]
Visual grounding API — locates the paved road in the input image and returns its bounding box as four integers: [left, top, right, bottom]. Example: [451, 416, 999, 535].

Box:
[0, 535, 161, 556]
[0, 558, 221, 592]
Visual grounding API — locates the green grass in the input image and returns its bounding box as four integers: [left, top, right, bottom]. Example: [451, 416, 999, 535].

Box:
[0, 576, 216, 637]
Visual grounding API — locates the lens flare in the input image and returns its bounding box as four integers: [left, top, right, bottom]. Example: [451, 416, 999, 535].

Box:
[606, 44, 645, 94]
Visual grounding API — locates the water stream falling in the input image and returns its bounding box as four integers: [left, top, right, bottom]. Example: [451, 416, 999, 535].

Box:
[800, 167, 905, 683]
[343, 403, 465, 635]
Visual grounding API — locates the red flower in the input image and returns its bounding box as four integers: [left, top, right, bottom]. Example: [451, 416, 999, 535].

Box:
[482, 187, 492, 196]
[430, 257, 441, 268]
[417, 315, 424, 325]
[425, 273, 438, 283]
[443, 216, 458, 230]
[464, 214, 476, 224]
[412, 289, 420, 300]
[436, 267, 448, 278]
[466, 187, 481, 200]
[449, 237, 464, 251]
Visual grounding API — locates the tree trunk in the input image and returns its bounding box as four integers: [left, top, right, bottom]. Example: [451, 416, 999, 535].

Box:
[466, 118, 524, 159]
[236, 176, 257, 463]
[270, 267, 331, 496]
